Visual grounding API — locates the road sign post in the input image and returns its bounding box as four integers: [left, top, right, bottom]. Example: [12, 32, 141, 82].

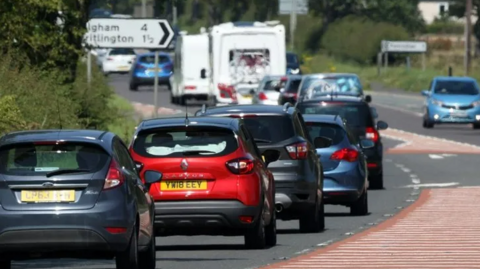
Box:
[84, 18, 174, 117]
[279, 0, 308, 51]
[380, 40, 427, 72]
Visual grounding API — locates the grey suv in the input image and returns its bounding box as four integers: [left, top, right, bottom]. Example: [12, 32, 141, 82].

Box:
[0, 130, 162, 269]
[195, 104, 325, 233]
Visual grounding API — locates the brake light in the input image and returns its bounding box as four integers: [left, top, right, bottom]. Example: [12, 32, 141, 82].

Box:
[184, 85, 196, 90]
[106, 57, 114, 61]
[285, 142, 308, 159]
[136, 64, 146, 70]
[226, 158, 255, 174]
[104, 159, 124, 190]
[105, 227, 127, 234]
[366, 127, 379, 143]
[280, 76, 288, 82]
[258, 92, 268, 100]
[331, 148, 359, 162]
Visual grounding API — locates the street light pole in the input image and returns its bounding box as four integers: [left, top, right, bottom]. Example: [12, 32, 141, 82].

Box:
[465, 0, 472, 76]
[142, 0, 147, 17]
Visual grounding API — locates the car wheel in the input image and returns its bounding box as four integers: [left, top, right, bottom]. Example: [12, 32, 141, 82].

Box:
[369, 173, 384, 190]
[265, 210, 277, 246]
[129, 82, 138, 91]
[318, 199, 325, 231]
[299, 196, 322, 233]
[179, 96, 186, 106]
[244, 217, 266, 249]
[350, 190, 369, 216]
[423, 111, 434, 128]
[0, 260, 11, 269]
[473, 123, 480, 129]
[116, 228, 139, 269]
[138, 235, 156, 269]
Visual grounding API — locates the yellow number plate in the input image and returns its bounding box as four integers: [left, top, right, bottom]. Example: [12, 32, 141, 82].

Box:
[242, 95, 252, 99]
[118, 66, 130, 70]
[160, 181, 207, 191]
[147, 68, 162, 72]
[21, 190, 75, 203]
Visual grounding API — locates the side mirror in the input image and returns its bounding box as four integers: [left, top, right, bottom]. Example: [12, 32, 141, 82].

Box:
[143, 170, 163, 191]
[365, 95, 372, 103]
[314, 136, 333, 149]
[200, 69, 207, 79]
[376, 120, 388, 130]
[261, 149, 280, 167]
[421, 90, 430, 96]
[360, 139, 375, 149]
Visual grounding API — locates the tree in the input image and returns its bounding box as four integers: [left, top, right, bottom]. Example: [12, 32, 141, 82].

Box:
[362, 0, 425, 33]
[449, 0, 480, 55]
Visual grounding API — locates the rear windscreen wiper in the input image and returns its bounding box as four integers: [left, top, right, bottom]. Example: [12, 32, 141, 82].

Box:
[181, 150, 216, 156]
[254, 138, 272, 144]
[46, 169, 91, 178]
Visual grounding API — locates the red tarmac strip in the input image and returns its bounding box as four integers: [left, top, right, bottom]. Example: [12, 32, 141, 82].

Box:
[259, 188, 480, 268]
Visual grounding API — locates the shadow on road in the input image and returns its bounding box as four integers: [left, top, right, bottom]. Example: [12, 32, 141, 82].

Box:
[325, 212, 372, 217]
[156, 244, 273, 251]
[158, 257, 246, 262]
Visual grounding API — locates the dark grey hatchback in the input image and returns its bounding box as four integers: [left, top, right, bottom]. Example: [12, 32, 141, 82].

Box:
[0, 130, 162, 269]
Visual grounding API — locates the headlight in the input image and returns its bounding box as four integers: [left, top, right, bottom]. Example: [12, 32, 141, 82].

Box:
[290, 68, 299, 74]
[431, 99, 443, 106]
[472, 100, 480, 107]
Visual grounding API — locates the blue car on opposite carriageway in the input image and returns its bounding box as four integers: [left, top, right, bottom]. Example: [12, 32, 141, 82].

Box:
[128, 52, 173, 91]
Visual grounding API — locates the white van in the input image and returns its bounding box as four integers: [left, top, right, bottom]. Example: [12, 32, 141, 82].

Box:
[170, 31, 212, 106]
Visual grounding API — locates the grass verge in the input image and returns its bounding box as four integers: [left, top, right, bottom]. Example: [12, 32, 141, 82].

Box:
[107, 95, 139, 145]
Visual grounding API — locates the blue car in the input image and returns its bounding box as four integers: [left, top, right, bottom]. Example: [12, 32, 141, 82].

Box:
[286, 52, 302, 75]
[129, 52, 173, 91]
[422, 76, 480, 129]
[304, 114, 373, 215]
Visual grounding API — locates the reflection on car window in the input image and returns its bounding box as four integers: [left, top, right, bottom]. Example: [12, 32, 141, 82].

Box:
[139, 55, 170, 64]
[263, 79, 286, 91]
[298, 104, 370, 127]
[434, 80, 479, 95]
[243, 116, 295, 144]
[300, 76, 363, 100]
[306, 123, 344, 145]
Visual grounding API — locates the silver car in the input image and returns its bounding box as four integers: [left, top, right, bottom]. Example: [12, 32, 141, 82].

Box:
[252, 75, 289, 105]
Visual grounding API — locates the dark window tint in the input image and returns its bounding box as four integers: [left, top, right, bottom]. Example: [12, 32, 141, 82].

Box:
[110, 48, 136, 55]
[286, 79, 301, 93]
[434, 80, 479, 95]
[298, 103, 373, 128]
[263, 78, 286, 91]
[286, 53, 298, 64]
[305, 122, 345, 145]
[139, 55, 170, 64]
[133, 127, 238, 157]
[113, 139, 136, 173]
[0, 142, 109, 176]
[243, 116, 295, 144]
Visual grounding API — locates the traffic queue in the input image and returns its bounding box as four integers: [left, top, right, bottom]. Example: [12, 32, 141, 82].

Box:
[0, 69, 389, 269]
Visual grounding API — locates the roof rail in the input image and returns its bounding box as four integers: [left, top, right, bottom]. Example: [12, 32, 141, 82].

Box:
[283, 102, 292, 111]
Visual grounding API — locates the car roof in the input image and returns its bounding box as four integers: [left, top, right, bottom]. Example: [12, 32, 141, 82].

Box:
[263, 74, 302, 80]
[303, 114, 345, 126]
[297, 95, 366, 104]
[138, 116, 241, 131]
[137, 52, 171, 57]
[434, 76, 476, 82]
[302, 73, 359, 79]
[196, 104, 294, 116]
[0, 130, 116, 152]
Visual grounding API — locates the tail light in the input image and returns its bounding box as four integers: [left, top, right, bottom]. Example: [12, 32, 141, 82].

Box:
[165, 63, 173, 70]
[104, 159, 124, 190]
[226, 158, 255, 174]
[258, 92, 268, 100]
[285, 142, 308, 159]
[106, 57, 114, 61]
[366, 127, 379, 143]
[105, 227, 127, 234]
[280, 76, 288, 82]
[331, 148, 359, 162]
[218, 83, 237, 101]
[136, 64, 146, 70]
[184, 85, 196, 90]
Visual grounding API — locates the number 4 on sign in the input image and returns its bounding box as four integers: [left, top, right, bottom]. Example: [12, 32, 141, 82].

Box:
[141, 24, 147, 31]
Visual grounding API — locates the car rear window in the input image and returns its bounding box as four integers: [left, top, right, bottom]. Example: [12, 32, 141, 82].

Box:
[242, 116, 295, 144]
[300, 76, 363, 99]
[133, 127, 238, 157]
[263, 78, 286, 91]
[286, 53, 298, 64]
[110, 48, 136, 55]
[305, 122, 345, 145]
[0, 142, 109, 176]
[286, 79, 301, 93]
[298, 103, 373, 128]
[139, 55, 170, 64]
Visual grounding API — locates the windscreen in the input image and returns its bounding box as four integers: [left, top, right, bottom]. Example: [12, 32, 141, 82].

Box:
[243, 116, 295, 144]
[298, 103, 373, 128]
[305, 122, 345, 145]
[0, 142, 109, 176]
[110, 48, 136, 55]
[286, 79, 301, 93]
[139, 55, 170, 64]
[133, 127, 238, 157]
[286, 53, 298, 65]
[300, 76, 363, 100]
[434, 80, 479, 95]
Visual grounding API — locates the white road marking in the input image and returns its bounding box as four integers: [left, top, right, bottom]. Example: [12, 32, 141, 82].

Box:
[428, 154, 444, 159]
[404, 182, 459, 188]
[372, 102, 423, 117]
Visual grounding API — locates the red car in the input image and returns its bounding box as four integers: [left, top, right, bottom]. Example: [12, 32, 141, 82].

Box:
[129, 116, 277, 249]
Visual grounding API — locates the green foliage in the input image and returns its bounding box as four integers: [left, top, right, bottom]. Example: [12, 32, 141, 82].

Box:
[0, 95, 27, 135]
[321, 16, 411, 64]
[362, 0, 425, 33]
[425, 19, 464, 34]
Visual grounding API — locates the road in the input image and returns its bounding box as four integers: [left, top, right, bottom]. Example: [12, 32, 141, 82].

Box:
[12, 76, 480, 269]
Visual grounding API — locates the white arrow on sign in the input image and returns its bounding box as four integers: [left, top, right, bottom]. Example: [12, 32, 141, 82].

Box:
[84, 18, 174, 49]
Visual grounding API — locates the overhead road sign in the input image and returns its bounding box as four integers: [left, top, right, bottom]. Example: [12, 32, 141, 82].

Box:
[381, 41, 427, 53]
[84, 18, 174, 49]
[279, 0, 308, 15]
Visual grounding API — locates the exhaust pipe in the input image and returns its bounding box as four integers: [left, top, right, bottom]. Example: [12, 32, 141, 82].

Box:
[275, 203, 284, 213]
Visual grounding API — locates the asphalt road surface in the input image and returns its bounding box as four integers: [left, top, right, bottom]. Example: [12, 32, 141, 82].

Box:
[12, 76, 480, 269]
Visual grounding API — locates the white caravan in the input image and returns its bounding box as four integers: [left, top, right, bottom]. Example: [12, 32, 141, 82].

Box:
[170, 30, 212, 106]
[210, 21, 286, 105]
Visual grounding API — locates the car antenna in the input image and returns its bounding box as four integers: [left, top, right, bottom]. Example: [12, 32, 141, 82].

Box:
[184, 105, 190, 126]
[201, 104, 207, 114]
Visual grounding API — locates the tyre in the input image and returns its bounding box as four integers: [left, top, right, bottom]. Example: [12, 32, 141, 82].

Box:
[350, 190, 369, 216]
[265, 210, 277, 246]
[129, 82, 138, 91]
[473, 123, 480, 129]
[369, 173, 384, 190]
[423, 111, 434, 128]
[299, 196, 322, 233]
[138, 235, 156, 269]
[0, 260, 11, 269]
[116, 228, 139, 269]
[170, 92, 176, 104]
[179, 96, 186, 106]
[244, 217, 266, 249]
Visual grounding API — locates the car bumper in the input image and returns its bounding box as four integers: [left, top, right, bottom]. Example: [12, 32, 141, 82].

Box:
[428, 104, 480, 123]
[153, 200, 261, 236]
[322, 163, 366, 205]
[0, 205, 132, 254]
[102, 63, 132, 73]
[131, 75, 171, 85]
[273, 172, 318, 215]
[363, 145, 383, 177]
